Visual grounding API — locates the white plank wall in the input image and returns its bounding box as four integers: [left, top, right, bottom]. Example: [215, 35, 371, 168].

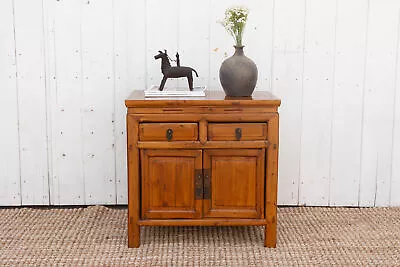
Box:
[49, 0, 86, 205]
[299, 0, 337, 205]
[13, 0, 49, 205]
[273, 0, 305, 205]
[330, 0, 368, 206]
[361, 1, 400, 207]
[81, 0, 116, 204]
[1, 0, 400, 207]
[0, 0, 21, 205]
[114, 0, 132, 204]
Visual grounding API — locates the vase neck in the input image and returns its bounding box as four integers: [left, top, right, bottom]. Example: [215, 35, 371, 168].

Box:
[234, 45, 245, 56]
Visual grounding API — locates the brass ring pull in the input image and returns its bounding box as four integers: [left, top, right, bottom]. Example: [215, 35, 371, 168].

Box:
[166, 128, 173, 141]
[235, 128, 242, 141]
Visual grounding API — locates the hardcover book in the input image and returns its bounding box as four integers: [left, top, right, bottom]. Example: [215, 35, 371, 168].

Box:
[144, 85, 206, 98]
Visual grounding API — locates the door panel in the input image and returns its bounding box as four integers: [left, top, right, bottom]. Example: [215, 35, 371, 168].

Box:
[141, 149, 202, 219]
[203, 149, 265, 218]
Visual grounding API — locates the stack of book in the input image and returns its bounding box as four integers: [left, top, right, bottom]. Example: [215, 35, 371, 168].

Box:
[144, 85, 206, 98]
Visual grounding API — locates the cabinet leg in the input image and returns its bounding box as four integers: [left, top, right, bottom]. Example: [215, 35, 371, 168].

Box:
[264, 223, 276, 248]
[128, 224, 140, 248]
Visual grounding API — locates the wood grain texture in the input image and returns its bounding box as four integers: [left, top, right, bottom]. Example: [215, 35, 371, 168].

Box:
[137, 141, 268, 149]
[199, 119, 208, 144]
[203, 149, 264, 219]
[127, 107, 277, 114]
[141, 149, 202, 219]
[138, 219, 267, 226]
[125, 91, 281, 107]
[208, 123, 267, 141]
[126, 92, 280, 247]
[127, 115, 140, 248]
[139, 123, 198, 141]
[265, 114, 279, 248]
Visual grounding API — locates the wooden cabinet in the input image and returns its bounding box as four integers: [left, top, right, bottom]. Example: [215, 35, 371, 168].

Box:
[140, 149, 203, 219]
[203, 149, 264, 219]
[125, 91, 280, 248]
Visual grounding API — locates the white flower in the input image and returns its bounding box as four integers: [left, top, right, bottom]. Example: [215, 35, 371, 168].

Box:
[219, 6, 249, 46]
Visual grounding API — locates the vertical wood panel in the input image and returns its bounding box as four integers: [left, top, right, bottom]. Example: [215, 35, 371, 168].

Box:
[178, 0, 210, 90]
[209, 0, 245, 90]
[273, 0, 305, 205]
[360, 0, 400, 207]
[0, 0, 21, 206]
[127, 0, 146, 92]
[329, 0, 368, 206]
[299, 0, 337, 206]
[14, 0, 49, 205]
[391, 9, 400, 206]
[42, 0, 55, 205]
[50, 0, 82, 204]
[245, 0, 274, 92]
[114, 0, 129, 205]
[146, 0, 179, 90]
[50, 0, 85, 205]
[81, 0, 116, 204]
[114, 0, 147, 204]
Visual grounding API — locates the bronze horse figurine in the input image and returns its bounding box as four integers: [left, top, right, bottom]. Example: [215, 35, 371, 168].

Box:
[154, 50, 198, 91]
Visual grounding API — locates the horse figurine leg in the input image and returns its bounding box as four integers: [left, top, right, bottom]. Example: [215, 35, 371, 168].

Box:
[159, 76, 168, 91]
[187, 73, 193, 91]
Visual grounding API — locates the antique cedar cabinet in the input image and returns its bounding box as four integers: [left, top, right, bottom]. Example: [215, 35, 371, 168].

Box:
[125, 91, 280, 248]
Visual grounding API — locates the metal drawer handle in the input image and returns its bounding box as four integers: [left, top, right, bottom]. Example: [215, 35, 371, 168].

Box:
[166, 128, 173, 141]
[235, 128, 242, 141]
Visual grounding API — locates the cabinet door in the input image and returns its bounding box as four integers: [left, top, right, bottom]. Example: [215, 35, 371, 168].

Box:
[203, 149, 265, 218]
[141, 149, 202, 219]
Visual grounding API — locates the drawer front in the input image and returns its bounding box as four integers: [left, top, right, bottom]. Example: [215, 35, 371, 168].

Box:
[139, 123, 198, 141]
[208, 123, 267, 141]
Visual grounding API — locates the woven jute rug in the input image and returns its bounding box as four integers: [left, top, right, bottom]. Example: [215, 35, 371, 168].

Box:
[0, 206, 399, 266]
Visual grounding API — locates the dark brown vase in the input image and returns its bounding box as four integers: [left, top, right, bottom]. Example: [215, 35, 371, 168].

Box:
[219, 46, 258, 97]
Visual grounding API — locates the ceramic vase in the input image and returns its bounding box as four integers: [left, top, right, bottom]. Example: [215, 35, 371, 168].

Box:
[219, 45, 258, 97]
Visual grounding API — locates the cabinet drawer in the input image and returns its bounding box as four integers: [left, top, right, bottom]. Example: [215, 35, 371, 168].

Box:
[208, 123, 267, 141]
[139, 123, 198, 141]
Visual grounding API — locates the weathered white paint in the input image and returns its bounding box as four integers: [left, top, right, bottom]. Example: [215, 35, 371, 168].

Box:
[390, 10, 400, 206]
[273, 0, 305, 205]
[0, 0, 21, 205]
[49, 0, 86, 205]
[1, 0, 400, 206]
[81, 0, 116, 205]
[360, 1, 400, 207]
[178, 0, 210, 90]
[329, 0, 368, 206]
[299, 0, 337, 205]
[114, 0, 131, 204]
[13, 0, 49, 205]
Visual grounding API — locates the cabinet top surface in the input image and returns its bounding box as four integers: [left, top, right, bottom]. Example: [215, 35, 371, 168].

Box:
[125, 90, 281, 108]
